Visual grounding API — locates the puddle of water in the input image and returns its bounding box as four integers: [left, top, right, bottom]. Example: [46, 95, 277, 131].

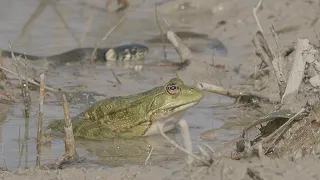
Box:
[0, 0, 247, 169]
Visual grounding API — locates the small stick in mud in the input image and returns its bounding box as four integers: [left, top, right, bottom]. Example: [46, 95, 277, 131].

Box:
[261, 108, 306, 154]
[23, 53, 31, 118]
[52, 91, 77, 169]
[154, 3, 167, 61]
[253, 0, 263, 33]
[90, 0, 147, 63]
[111, 69, 122, 84]
[41, 91, 79, 170]
[36, 74, 45, 168]
[0, 65, 58, 92]
[197, 81, 279, 104]
[167, 30, 192, 63]
[156, 121, 211, 166]
[8, 42, 31, 117]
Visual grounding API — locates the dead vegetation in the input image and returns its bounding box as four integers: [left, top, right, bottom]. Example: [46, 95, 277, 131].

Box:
[166, 0, 320, 168]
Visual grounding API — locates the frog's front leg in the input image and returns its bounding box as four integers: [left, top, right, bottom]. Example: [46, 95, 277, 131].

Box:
[156, 119, 195, 165]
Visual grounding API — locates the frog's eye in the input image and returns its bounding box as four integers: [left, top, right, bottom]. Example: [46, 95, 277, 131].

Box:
[166, 84, 180, 95]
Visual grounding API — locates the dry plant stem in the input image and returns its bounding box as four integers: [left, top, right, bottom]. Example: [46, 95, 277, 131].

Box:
[253, 0, 263, 33]
[282, 39, 316, 104]
[61, 93, 76, 157]
[24, 54, 30, 118]
[270, 26, 287, 97]
[252, 32, 272, 68]
[155, 3, 167, 61]
[51, 92, 76, 169]
[111, 69, 121, 84]
[8, 43, 24, 90]
[0, 65, 58, 92]
[90, 0, 147, 63]
[197, 81, 279, 103]
[262, 108, 305, 151]
[167, 30, 192, 63]
[36, 74, 45, 168]
[156, 121, 210, 166]
[144, 147, 153, 165]
[8, 43, 30, 117]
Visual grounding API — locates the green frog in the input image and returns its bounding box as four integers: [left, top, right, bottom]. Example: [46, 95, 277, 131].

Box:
[48, 78, 204, 164]
[48, 78, 203, 139]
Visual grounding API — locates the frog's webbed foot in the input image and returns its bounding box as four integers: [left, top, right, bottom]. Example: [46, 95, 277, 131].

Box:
[156, 119, 209, 166]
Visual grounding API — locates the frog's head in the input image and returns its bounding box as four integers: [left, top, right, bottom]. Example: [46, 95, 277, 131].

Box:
[148, 78, 204, 121]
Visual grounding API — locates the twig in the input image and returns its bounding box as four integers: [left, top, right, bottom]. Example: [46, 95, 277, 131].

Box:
[23, 53, 31, 118]
[36, 74, 45, 168]
[155, 3, 167, 61]
[50, 91, 77, 169]
[252, 31, 273, 68]
[156, 122, 210, 166]
[0, 65, 58, 92]
[262, 108, 305, 152]
[9, 43, 31, 118]
[197, 81, 279, 103]
[167, 30, 192, 63]
[90, 0, 147, 63]
[144, 146, 153, 165]
[253, 0, 263, 33]
[111, 69, 121, 84]
[8, 42, 24, 90]
[269, 25, 287, 97]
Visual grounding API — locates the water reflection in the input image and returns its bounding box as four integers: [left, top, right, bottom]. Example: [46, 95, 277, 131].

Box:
[76, 133, 184, 167]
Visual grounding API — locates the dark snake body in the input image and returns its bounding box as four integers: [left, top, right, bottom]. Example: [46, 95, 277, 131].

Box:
[1, 43, 149, 67]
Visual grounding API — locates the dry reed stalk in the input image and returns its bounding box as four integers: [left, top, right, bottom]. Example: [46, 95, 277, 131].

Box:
[36, 74, 45, 168]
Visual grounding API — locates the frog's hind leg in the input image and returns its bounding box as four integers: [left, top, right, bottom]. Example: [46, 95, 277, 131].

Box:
[156, 120, 206, 166]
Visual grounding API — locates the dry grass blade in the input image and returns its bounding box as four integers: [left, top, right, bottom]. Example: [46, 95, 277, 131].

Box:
[36, 74, 45, 168]
[8, 43, 31, 117]
[90, 0, 147, 63]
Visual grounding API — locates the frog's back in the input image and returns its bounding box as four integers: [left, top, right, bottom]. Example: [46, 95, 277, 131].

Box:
[73, 87, 163, 133]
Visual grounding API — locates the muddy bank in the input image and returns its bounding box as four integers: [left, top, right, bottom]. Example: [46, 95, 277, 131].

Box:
[1, 155, 320, 180]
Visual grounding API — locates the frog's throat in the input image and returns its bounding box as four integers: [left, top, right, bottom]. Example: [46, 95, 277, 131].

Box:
[148, 101, 199, 120]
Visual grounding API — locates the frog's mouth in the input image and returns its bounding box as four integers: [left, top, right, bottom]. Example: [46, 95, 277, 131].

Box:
[153, 101, 199, 119]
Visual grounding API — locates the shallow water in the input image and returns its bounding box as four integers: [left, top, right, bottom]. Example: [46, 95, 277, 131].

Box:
[0, 0, 248, 169]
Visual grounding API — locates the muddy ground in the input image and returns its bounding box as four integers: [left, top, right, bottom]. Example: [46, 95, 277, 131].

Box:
[0, 0, 320, 179]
